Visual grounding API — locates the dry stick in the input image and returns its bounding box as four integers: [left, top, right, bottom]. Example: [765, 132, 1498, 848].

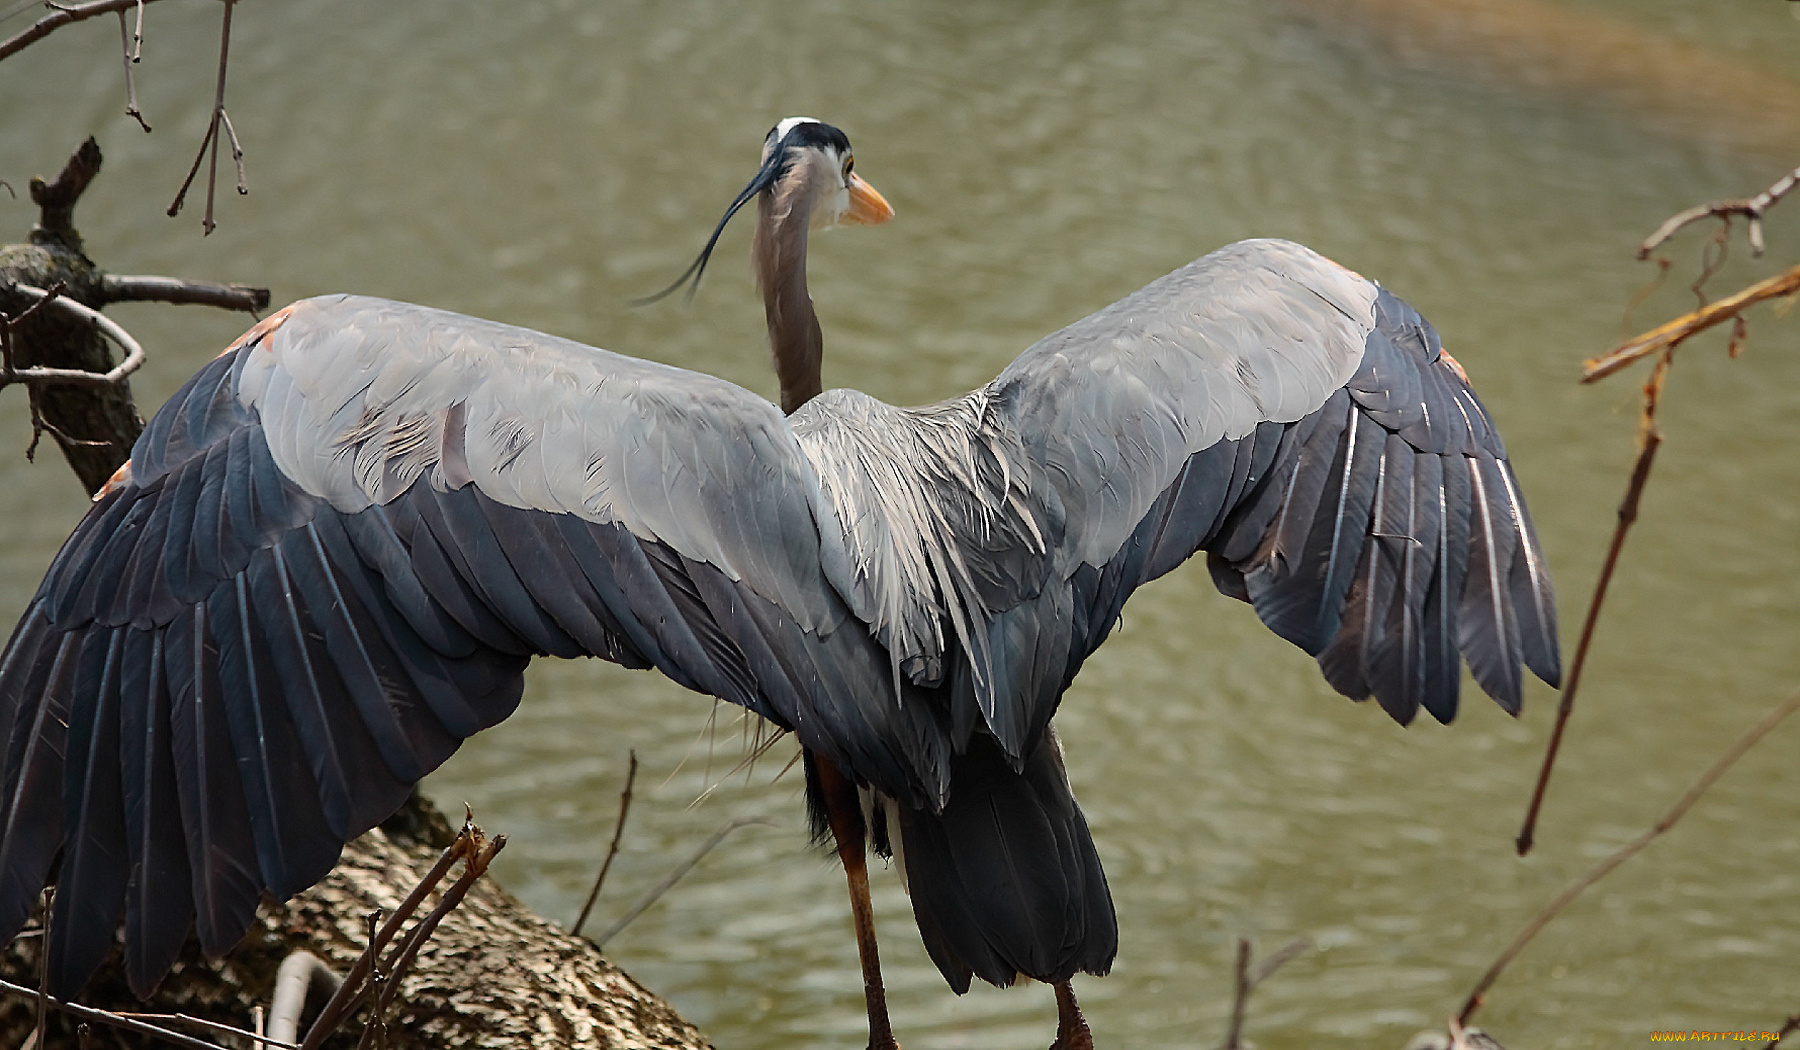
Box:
[1638, 162, 1800, 260]
[1583, 261, 1800, 383]
[298, 833, 469, 1050]
[219, 109, 246, 194]
[1220, 937, 1311, 1050]
[34, 888, 49, 1050]
[356, 835, 508, 1048]
[1764, 1014, 1800, 1050]
[1223, 938, 1252, 1050]
[101, 274, 268, 312]
[114, 6, 147, 131]
[0, 0, 172, 62]
[1467, 688, 1800, 1027]
[573, 750, 639, 937]
[1, 281, 149, 386]
[1515, 352, 1670, 856]
[112, 1011, 300, 1049]
[201, 0, 232, 232]
[167, 0, 235, 231]
[592, 815, 772, 949]
[0, 977, 243, 1050]
[353, 913, 389, 1050]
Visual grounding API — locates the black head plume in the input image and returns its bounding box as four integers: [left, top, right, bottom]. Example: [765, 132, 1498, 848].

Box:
[633, 119, 848, 307]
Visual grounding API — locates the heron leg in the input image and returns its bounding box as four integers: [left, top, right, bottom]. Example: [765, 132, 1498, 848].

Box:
[810, 751, 900, 1050]
[1051, 979, 1095, 1050]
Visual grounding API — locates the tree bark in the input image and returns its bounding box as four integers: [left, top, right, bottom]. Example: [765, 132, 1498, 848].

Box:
[0, 137, 144, 493]
[1, 795, 715, 1049]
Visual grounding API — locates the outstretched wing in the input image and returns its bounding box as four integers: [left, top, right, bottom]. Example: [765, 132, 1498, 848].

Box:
[793, 239, 1560, 760]
[0, 237, 1559, 1000]
[0, 296, 949, 997]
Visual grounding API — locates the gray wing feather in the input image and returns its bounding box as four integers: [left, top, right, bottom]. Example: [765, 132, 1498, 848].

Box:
[794, 239, 1557, 755]
[0, 238, 1558, 999]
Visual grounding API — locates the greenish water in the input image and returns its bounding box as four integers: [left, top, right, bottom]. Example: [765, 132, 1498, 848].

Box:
[2, 2, 1798, 1047]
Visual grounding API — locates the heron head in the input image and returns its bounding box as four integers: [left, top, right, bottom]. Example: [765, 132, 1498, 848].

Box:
[636, 117, 892, 306]
[761, 117, 894, 230]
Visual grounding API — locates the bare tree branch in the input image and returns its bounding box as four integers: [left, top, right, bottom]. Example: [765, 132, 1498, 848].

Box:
[1219, 936, 1311, 1050]
[28, 136, 102, 239]
[100, 273, 268, 311]
[115, 4, 149, 132]
[1583, 262, 1800, 383]
[1639, 163, 1800, 260]
[0, 977, 244, 1050]
[1515, 349, 1670, 854]
[1470, 689, 1800, 1026]
[591, 816, 771, 950]
[166, 0, 237, 234]
[356, 833, 508, 1048]
[113, 1010, 300, 1049]
[0, 0, 173, 63]
[1, 281, 146, 387]
[297, 829, 469, 1050]
[573, 750, 639, 938]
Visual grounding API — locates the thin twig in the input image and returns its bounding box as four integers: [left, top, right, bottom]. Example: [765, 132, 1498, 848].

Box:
[167, 0, 235, 232]
[357, 834, 507, 1047]
[1638, 163, 1800, 260]
[351, 912, 390, 1050]
[591, 815, 771, 949]
[298, 834, 468, 1050]
[1249, 936, 1312, 988]
[112, 1011, 300, 1049]
[1468, 689, 1800, 1026]
[201, 0, 232, 232]
[1516, 350, 1670, 855]
[35, 888, 49, 1050]
[1583, 262, 1800, 383]
[0, 0, 171, 63]
[1, 281, 148, 386]
[1764, 1014, 1800, 1050]
[1219, 936, 1311, 1050]
[115, 6, 148, 131]
[166, 115, 215, 220]
[0, 977, 242, 1050]
[573, 750, 639, 937]
[1223, 938, 1250, 1050]
[219, 108, 246, 194]
[23, 382, 114, 460]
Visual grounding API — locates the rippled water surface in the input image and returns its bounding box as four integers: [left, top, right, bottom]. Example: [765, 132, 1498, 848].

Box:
[3, 2, 1799, 1047]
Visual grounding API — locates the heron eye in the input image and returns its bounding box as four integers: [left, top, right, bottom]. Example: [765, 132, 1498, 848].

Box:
[843, 156, 854, 178]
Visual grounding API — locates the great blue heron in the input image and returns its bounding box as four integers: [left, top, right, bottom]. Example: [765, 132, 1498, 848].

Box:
[0, 118, 1559, 1050]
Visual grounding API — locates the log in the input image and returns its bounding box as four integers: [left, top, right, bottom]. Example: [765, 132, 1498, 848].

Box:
[1, 795, 714, 1049]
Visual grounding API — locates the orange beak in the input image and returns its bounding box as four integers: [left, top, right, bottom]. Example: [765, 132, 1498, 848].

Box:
[843, 173, 895, 226]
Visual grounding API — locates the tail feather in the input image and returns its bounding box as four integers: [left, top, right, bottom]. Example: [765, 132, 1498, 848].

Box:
[898, 729, 1115, 991]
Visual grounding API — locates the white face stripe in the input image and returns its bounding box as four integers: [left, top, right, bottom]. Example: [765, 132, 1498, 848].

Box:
[772, 115, 824, 141]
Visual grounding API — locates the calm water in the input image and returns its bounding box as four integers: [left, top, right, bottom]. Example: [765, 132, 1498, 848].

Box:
[3, 2, 1799, 1047]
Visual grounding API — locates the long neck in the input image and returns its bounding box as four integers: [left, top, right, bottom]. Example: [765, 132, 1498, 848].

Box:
[753, 176, 824, 416]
